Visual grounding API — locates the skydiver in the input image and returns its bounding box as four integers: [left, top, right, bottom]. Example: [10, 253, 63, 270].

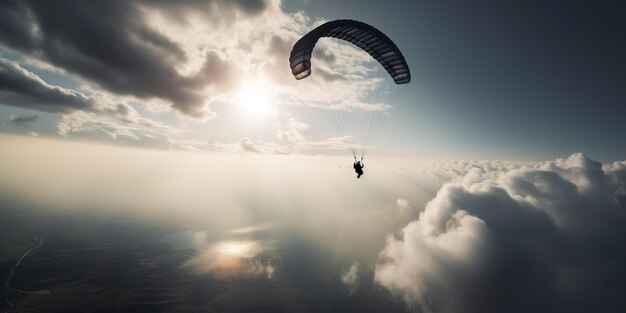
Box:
[353, 156, 364, 179]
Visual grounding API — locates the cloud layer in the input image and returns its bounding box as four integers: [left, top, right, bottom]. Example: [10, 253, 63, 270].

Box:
[1, 134, 625, 312]
[375, 153, 626, 313]
[0, 0, 251, 117]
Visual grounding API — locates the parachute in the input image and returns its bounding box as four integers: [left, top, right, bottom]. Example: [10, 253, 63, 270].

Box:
[290, 19, 410, 84]
[289, 19, 410, 157]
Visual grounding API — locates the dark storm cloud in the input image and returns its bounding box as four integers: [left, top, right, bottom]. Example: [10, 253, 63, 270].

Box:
[376, 154, 626, 313]
[0, 0, 38, 50]
[233, 0, 266, 14]
[0, 58, 94, 113]
[9, 114, 38, 127]
[0, 0, 247, 118]
[139, 0, 266, 16]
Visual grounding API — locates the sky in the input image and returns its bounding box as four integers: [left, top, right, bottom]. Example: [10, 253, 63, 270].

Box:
[1, 1, 626, 312]
[1, 0, 624, 160]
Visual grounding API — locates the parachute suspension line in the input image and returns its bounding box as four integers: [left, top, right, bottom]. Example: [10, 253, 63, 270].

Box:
[318, 78, 347, 155]
[349, 76, 360, 156]
[329, 85, 347, 154]
[326, 83, 340, 132]
[353, 79, 360, 156]
[357, 79, 372, 157]
[334, 77, 349, 155]
[357, 81, 379, 158]
[362, 82, 401, 159]
[360, 83, 385, 158]
[324, 74, 357, 156]
[334, 81, 349, 136]
[359, 82, 382, 158]
[320, 76, 402, 159]
[316, 77, 404, 159]
[345, 77, 351, 152]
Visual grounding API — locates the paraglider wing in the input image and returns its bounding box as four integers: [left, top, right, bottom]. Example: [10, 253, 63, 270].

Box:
[289, 19, 411, 84]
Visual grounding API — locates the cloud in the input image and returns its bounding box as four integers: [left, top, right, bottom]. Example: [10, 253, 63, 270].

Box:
[0, 0, 39, 51]
[9, 114, 38, 127]
[170, 117, 353, 155]
[56, 99, 183, 146]
[341, 263, 360, 294]
[396, 198, 412, 216]
[313, 48, 336, 64]
[0, 0, 243, 118]
[238, 137, 260, 153]
[0, 57, 186, 144]
[0, 0, 378, 120]
[197, 137, 289, 154]
[0, 0, 403, 153]
[271, 116, 373, 154]
[375, 153, 626, 313]
[140, 0, 267, 20]
[0, 58, 94, 113]
[274, 117, 308, 144]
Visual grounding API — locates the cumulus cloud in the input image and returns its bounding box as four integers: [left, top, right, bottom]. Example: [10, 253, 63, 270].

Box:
[396, 198, 412, 215]
[238, 137, 260, 153]
[0, 0, 243, 118]
[274, 117, 308, 144]
[271, 116, 372, 154]
[375, 153, 626, 313]
[169, 117, 354, 155]
[190, 137, 288, 154]
[57, 107, 178, 143]
[341, 263, 360, 294]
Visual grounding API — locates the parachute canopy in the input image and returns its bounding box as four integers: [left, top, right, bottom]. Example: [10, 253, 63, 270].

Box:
[289, 19, 411, 84]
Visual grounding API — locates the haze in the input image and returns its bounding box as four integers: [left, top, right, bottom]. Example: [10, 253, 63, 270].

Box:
[1, 0, 626, 312]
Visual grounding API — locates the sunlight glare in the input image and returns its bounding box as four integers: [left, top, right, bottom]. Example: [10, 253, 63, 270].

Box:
[237, 82, 277, 121]
[214, 241, 260, 258]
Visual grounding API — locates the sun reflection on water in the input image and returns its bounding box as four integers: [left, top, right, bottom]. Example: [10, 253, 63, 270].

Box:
[215, 241, 260, 257]
[184, 239, 274, 278]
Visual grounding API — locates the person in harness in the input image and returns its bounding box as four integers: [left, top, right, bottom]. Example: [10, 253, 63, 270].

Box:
[353, 156, 364, 179]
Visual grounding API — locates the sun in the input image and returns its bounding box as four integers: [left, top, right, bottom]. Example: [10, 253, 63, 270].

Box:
[237, 81, 277, 121]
